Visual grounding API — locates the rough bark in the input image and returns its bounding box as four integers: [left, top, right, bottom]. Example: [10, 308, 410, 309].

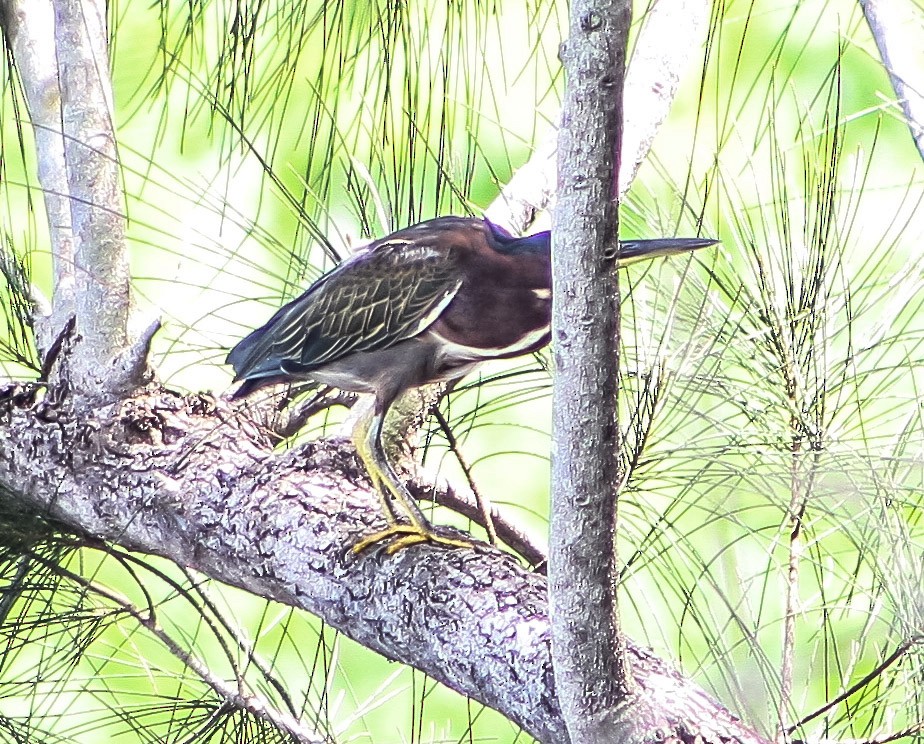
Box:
[0, 381, 768, 744]
[0, 2, 766, 740]
[49, 0, 135, 398]
[550, 1, 636, 742]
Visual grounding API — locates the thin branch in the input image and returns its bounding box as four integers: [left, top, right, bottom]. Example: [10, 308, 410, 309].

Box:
[787, 636, 924, 732]
[484, 0, 711, 235]
[431, 407, 498, 546]
[53, 0, 134, 396]
[618, 0, 711, 198]
[413, 478, 547, 570]
[779, 464, 806, 741]
[860, 0, 924, 163]
[0, 0, 75, 354]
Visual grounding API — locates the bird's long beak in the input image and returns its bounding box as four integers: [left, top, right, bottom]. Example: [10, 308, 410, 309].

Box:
[616, 237, 718, 267]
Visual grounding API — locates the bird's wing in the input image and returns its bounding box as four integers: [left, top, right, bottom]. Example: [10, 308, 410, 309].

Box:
[227, 239, 462, 380]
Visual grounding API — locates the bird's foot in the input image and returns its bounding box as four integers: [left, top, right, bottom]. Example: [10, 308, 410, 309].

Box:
[352, 523, 472, 555]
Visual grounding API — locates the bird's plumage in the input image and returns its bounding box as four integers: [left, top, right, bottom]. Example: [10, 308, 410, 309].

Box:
[226, 215, 716, 553]
[227, 217, 555, 399]
[227, 237, 465, 394]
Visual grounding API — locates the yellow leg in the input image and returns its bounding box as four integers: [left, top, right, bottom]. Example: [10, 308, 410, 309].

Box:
[351, 399, 471, 555]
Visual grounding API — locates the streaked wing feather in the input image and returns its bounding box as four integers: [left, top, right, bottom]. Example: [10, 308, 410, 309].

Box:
[229, 239, 461, 380]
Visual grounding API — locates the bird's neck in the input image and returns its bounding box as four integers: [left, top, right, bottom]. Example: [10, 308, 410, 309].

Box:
[487, 227, 550, 256]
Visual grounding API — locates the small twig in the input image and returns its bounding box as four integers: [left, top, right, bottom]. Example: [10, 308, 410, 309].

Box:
[222, 383, 355, 444]
[787, 636, 923, 732]
[861, 722, 924, 744]
[273, 387, 357, 439]
[412, 479, 547, 571]
[779, 458, 806, 740]
[103, 316, 160, 398]
[39, 315, 75, 381]
[790, 724, 924, 744]
[431, 407, 498, 546]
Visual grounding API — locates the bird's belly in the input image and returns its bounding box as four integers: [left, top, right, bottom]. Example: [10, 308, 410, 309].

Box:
[306, 363, 382, 394]
[306, 336, 483, 396]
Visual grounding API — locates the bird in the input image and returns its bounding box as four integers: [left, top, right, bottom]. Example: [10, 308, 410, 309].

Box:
[227, 216, 716, 554]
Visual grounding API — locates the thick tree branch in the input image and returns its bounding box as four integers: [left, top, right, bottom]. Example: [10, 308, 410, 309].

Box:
[484, 129, 558, 235]
[0, 383, 767, 744]
[618, 0, 711, 197]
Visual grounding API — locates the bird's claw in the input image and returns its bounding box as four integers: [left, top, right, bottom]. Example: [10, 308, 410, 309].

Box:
[352, 523, 472, 555]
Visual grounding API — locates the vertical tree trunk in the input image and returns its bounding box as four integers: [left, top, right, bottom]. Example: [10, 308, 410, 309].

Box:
[550, 1, 637, 742]
[2, 0, 152, 401]
[0, 0, 75, 354]
[53, 0, 131, 389]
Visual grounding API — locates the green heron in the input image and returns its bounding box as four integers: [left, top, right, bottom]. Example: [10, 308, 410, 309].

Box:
[227, 216, 715, 553]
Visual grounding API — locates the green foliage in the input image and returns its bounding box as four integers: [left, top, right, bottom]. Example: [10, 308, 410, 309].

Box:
[0, 234, 37, 376]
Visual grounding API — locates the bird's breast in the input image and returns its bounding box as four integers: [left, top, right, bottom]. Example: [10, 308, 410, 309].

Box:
[428, 280, 551, 361]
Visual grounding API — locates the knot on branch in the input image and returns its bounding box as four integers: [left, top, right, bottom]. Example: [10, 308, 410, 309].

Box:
[41, 316, 161, 410]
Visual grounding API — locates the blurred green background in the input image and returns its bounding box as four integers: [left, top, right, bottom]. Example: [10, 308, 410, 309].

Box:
[1, 0, 923, 741]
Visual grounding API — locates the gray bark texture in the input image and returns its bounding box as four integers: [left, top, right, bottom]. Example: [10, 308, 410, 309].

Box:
[0, 381, 767, 744]
[49, 0, 134, 398]
[0, 1, 769, 740]
[550, 0, 639, 742]
[0, 0, 75, 353]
